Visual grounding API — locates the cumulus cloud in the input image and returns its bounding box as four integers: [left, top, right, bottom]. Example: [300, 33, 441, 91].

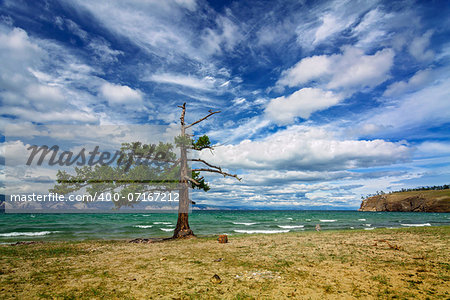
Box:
[199, 125, 411, 172]
[0, 140, 32, 166]
[277, 47, 395, 93]
[100, 82, 143, 106]
[265, 88, 343, 124]
[327, 47, 394, 90]
[276, 55, 330, 87]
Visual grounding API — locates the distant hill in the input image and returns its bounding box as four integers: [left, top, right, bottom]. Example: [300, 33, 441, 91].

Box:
[359, 189, 450, 212]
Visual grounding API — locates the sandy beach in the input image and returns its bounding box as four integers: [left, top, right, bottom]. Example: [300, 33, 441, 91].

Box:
[1, 226, 448, 299]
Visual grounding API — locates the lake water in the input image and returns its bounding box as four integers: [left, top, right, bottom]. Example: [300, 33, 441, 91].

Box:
[1, 211, 449, 242]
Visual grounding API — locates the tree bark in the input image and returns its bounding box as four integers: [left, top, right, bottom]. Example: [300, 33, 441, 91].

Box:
[173, 103, 195, 238]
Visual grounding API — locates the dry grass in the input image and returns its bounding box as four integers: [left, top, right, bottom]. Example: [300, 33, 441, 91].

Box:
[0, 226, 449, 299]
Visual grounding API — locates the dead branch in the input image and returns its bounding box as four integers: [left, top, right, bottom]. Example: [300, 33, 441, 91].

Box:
[189, 158, 222, 171]
[185, 109, 220, 129]
[178, 103, 186, 126]
[191, 168, 242, 181]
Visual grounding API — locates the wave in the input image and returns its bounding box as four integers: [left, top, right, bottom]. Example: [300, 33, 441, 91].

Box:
[286, 217, 293, 220]
[277, 225, 304, 229]
[0, 231, 58, 237]
[160, 228, 175, 232]
[134, 225, 153, 228]
[320, 219, 337, 222]
[364, 228, 375, 230]
[232, 222, 257, 226]
[234, 229, 289, 234]
[153, 222, 171, 225]
[401, 223, 431, 227]
[365, 224, 371, 227]
[358, 219, 366, 221]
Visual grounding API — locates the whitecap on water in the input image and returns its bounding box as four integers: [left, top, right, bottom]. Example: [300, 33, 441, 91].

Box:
[134, 225, 153, 228]
[160, 228, 175, 232]
[234, 229, 289, 234]
[0, 231, 58, 237]
[277, 225, 304, 229]
[232, 222, 257, 226]
[358, 219, 366, 221]
[401, 223, 431, 227]
[320, 219, 337, 222]
[153, 222, 171, 225]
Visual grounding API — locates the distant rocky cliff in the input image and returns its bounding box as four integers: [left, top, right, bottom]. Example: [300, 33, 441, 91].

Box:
[359, 190, 450, 212]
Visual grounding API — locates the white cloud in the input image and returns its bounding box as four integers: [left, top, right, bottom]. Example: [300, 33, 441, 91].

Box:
[64, 18, 88, 41]
[1, 140, 31, 166]
[201, 14, 243, 55]
[148, 73, 215, 90]
[200, 125, 411, 171]
[312, 13, 350, 46]
[100, 82, 143, 106]
[417, 142, 450, 157]
[2, 106, 98, 123]
[87, 37, 123, 63]
[0, 25, 109, 123]
[277, 47, 395, 93]
[206, 116, 271, 144]
[265, 88, 343, 124]
[68, 0, 236, 64]
[277, 55, 330, 87]
[25, 84, 65, 109]
[174, 0, 197, 11]
[383, 68, 432, 97]
[361, 77, 450, 136]
[295, 0, 375, 50]
[409, 30, 434, 62]
[327, 47, 394, 90]
[232, 97, 246, 105]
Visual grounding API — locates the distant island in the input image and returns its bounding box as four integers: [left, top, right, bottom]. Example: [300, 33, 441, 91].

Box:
[359, 185, 450, 212]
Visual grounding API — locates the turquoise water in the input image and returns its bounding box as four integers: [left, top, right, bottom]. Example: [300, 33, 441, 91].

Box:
[0, 211, 449, 242]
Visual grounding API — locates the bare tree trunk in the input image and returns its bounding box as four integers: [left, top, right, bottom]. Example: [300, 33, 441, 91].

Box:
[173, 103, 194, 238]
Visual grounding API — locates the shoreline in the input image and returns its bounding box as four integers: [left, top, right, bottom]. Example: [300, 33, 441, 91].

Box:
[1, 210, 448, 243]
[0, 224, 449, 244]
[1, 223, 448, 244]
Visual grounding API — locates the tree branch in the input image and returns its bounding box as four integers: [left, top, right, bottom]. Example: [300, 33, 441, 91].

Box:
[184, 175, 200, 186]
[188, 158, 221, 171]
[191, 168, 242, 181]
[185, 109, 220, 129]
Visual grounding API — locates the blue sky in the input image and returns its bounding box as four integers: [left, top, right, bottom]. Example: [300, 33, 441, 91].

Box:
[1, 0, 449, 209]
